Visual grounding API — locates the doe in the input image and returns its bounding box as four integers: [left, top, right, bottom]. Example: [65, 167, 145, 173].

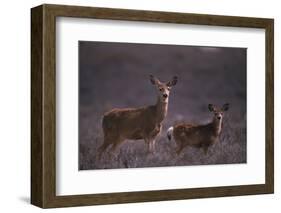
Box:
[167, 103, 229, 155]
[98, 75, 178, 159]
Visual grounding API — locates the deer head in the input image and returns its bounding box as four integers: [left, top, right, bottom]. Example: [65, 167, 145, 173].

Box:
[150, 75, 178, 103]
[208, 103, 230, 121]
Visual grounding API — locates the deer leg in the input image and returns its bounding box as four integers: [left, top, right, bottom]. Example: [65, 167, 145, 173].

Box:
[148, 141, 156, 155]
[97, 141, 110, 160]
[109, 138, 122, 152]
[148, 136, 158, 154]
[146, 140, 155, 154]
[151, 139, 156, 153]
[176, 143, 184, 155]
[144, 138, 152, 153]
[109, 138, 123, 157]
[150, 134, 160, 154]
[149, 142, 153, 153]
[98, 132, 119, 160]
[203, 146, 209, 155]
[151, 125, 161, 153]
[176, 140, 186, 155]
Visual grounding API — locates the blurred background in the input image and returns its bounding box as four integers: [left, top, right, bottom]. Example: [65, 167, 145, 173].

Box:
[79, 41, 246, 170]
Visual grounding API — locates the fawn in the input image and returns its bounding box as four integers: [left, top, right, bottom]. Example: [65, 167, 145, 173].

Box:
[98, 75, 178, 159]
[167, 103, 229, 155]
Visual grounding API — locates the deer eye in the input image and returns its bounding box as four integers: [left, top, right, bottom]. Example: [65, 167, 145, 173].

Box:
[167, 87, 171, 91]
[159, 88, 164, 92]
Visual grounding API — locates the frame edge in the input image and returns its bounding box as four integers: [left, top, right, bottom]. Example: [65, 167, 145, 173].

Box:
[265, 19, 274, 194]
[31, 5, 44, 208]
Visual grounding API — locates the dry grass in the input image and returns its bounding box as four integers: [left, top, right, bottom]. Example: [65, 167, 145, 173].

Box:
[78, 41, 247, 170]
[79, 111, 246, 170]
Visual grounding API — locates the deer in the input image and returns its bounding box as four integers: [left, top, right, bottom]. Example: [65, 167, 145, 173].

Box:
[98, 75, 178, 159]
[167, 103, 229, 155]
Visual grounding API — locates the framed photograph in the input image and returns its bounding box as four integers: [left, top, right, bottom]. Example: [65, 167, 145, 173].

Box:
[31, 4, 274, 208]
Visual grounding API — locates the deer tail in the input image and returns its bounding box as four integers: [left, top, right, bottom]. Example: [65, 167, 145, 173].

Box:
[167, 126, 174, 141]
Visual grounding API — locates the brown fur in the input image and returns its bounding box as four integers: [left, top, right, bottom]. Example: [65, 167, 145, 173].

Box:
[170, 103, 229, 155]
[98, 75, 177, 159]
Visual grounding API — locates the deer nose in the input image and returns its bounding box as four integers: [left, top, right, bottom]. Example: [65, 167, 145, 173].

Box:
[163, 94, 168, 98]
[217, 116, 221, 120]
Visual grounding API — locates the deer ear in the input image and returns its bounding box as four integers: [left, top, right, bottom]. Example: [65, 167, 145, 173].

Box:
[208, 104, 215, 112]
[167, 76, 178, 87]
[150, 75, 158, 85]
[222, 103, 230, 111]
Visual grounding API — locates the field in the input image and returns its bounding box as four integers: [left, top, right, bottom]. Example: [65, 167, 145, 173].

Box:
[79, 41, 247, 170]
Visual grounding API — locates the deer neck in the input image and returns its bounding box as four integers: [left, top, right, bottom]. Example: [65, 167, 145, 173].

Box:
[155, 97, 168, 123]
[212, 117, 222, 136]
